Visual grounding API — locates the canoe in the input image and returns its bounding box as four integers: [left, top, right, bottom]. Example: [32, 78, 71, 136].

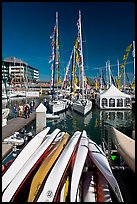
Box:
[28, 132, 69, 202]
[2, 126, 50, 192]
[37, 131, 81, 202]
[88, 138, 123, 202]
[70, 130, 88, 202]
[2, 128, 61, 202]
[107, 125, 135, 173]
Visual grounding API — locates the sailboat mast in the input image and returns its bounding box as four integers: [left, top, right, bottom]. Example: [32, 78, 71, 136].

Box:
[132, 41, 135, 81]
[56, 12, 59, 98]
[70, 49, 74, 96]
[117, 59, 119, 78]
[108, 60, 112, 86]
[78, 10, 84, 99]
[2, 58, 9, 103]
[52, 13, 57, 100]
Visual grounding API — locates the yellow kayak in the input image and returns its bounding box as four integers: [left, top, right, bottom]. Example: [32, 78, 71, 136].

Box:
[28, 132, 69, 202]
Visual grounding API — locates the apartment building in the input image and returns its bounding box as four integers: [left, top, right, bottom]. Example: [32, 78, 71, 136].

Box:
[2, 56, 39, 85]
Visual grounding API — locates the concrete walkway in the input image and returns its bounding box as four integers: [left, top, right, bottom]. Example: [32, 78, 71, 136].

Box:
[2, 112, 36, 140]
[2, 112, 36, 159]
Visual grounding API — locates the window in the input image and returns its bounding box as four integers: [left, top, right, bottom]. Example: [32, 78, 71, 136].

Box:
[102, 98, 108, 107]
[117, 98, 123, 107]
[109, 98, 115, 107]
[125, 98, 131, 106]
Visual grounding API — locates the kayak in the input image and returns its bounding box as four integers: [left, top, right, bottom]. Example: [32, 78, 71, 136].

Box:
[2, 126, 50, 192]
[28, 132, 69, 202]
[2, 128, 61, 202]
[88, 138, 123, 202]
[37, 131, 81, 202]
[70, 130, 88, 202]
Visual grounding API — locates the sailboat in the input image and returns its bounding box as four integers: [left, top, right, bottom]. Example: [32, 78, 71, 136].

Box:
[72, 11, 92, 116]
[48, 12, 67, 114]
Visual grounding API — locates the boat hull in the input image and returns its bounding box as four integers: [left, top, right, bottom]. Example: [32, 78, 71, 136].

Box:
[48, 100, 66, 113]
[106, 125, 135, 173]
[73, 99, 92, 115]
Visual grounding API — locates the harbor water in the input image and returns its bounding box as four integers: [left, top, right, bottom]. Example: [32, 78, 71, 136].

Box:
[2, 96, 135, 143]
[2, 96, 135, 202]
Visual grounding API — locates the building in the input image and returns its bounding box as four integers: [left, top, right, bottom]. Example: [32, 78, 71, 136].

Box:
[2, 56, 39, 85]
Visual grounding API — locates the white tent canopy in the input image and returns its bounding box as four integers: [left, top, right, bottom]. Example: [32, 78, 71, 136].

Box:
[100, 84, 131, 98]
[97, 84, 132, 109]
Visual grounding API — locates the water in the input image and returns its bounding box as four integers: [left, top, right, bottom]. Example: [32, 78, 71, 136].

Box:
[3, 96, 135, 144]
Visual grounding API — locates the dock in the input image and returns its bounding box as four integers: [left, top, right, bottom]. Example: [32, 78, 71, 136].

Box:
[2, 112, 36, 159]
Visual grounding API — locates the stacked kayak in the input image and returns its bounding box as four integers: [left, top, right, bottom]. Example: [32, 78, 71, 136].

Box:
[2, 128, 124, 202]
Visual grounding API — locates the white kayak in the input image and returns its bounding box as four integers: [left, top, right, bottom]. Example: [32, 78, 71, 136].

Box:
[2, 127, 50, 192]
[2, 128, 60, 202]
[70, 130, 88, 202]
[106, 125, 135, 173]
[88, 138, 123, 202]
[37, 131, 81, 202]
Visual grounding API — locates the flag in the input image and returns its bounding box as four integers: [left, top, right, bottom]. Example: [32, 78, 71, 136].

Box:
[77, 18, 80, 29]
[51, 38, 55, 48]
[74, 38, 78, 49]
[50, 25, 56, 39]
[126, 43, 132, 52]
[49, 51, 55, 63]
[78, 56, 82, 66]
[120, 61, 126, 68]
[123, 53, 129, 60]
[50, 64, 53, 70]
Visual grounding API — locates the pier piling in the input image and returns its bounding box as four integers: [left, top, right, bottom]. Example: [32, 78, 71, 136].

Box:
[36, 103, 47, 134]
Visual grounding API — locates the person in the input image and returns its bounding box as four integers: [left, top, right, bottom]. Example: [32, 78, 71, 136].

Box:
[26, 105, 30, 118]
[13, 104, 18, 118]
[24, 104, 30, 119]
[18, 105, 23, 117]
[33, 100, 35, 110]
[30, 101, 33, 113]
[23, 104, 27, 119]
[44, 98, 47, 107]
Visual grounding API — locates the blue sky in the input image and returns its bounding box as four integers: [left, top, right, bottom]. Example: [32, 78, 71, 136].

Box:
[2, 2, 135, 82]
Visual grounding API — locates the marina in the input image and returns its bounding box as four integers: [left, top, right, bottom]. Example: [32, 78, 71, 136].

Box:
[2, 3, 135, 202]
[2, 95, 135, 202]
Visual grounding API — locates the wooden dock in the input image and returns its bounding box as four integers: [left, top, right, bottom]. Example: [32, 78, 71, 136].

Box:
[2, 112, 36, 159]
